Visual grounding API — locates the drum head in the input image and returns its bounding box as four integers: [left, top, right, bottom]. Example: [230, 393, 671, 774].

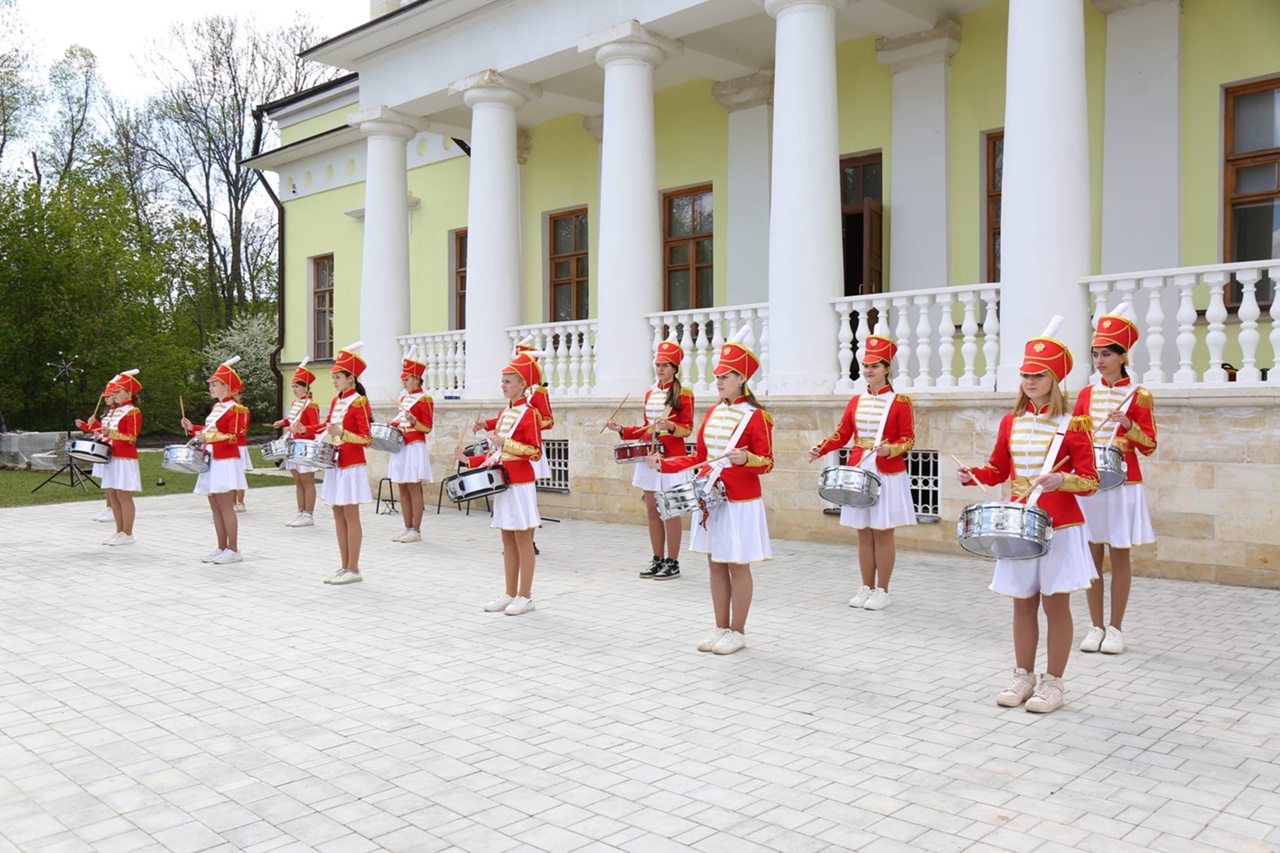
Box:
[958, 533, 1049, 560]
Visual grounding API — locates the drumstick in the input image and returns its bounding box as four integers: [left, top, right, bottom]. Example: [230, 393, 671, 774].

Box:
[179, 394, 186, 422]
[599, 394, 631, 434]
[949, 454, 988, 493]
[85, 393, 104, 428]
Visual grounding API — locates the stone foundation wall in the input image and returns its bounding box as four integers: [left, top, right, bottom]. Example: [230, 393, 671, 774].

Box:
[372, 387, 1280, 588]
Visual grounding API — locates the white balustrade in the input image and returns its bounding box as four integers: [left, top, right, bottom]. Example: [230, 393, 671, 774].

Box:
[830, 285, 1001, 392]
[646, 304, 768, 395]
[507, 321, 599, 395]
[1081, 259, 1280, 386]
[397, 331, 466, 399]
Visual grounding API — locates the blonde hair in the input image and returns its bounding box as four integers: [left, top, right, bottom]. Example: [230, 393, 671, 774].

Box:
[1014, 379, 1069, 418]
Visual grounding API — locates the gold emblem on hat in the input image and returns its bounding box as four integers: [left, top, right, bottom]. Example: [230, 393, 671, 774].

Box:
[1103, 319, 1113, 329]
[1033, 342, 1046, 352]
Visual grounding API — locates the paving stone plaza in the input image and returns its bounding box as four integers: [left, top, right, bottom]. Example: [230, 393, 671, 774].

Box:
[1, 483, 1278, 852]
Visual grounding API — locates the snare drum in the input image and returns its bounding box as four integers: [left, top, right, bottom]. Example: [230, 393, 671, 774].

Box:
[957, 501, 1053, 560]
[260, 437, 290, 462]
[818, 465, 881, 508]
[161, 444, 210, 474]
[1093, 444, 1127, 491]
[444, 466, 510, 503]
[613, 441, 665, 464]
[370, 422, 405, 454]
[655, 475, 727, 521]
[67, 438, 112, 465]
[286, 439, 336, 470]
[463, 439, 493, 458]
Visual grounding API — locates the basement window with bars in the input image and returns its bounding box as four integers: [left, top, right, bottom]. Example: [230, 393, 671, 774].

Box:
[536, 439, 570, 493]
[824, 448, 940, 521]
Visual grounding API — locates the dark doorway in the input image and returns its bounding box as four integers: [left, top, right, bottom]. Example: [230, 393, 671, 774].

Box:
[840, 153, 885, 381]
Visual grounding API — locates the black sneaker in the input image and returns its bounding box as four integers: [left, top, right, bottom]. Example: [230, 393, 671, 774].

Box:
[653, 558, 681, 581]
[639, 556, 663, 578]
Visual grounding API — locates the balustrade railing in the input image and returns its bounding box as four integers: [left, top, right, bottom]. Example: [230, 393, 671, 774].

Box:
[396, 331, 465, 398]
[1081, 259, 1280, 386]
[645, 304, 769, 395]
[507, 320, 599, 395]
[830, 284, 1001, 393]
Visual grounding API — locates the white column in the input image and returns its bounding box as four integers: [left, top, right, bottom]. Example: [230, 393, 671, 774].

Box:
[449, 71, 540, 398]
[876, 21, 960, 292]
[765, 0, 846, 395]
[998, 0, 1092, 390]
[580, 22, 681, 391]
[349, 106, 418, 405]
[713, 71, 773, 306]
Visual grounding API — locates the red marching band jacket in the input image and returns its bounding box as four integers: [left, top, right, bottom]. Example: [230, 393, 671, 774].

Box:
[391, 393, 434, 444]
[812, 386, 915, 474]
[965, 406, 1099, 529]
[319, 390, 372, 468]
[620, 383, 695, 457]
[281, 397, 321, 440]
[237, 404, 251, 448]
[473, 400, 543, 484]
[529, 385, 554, 432]
[660, 398, 773, 501]
[188, 399, 249, 460]
[102, 405, 142, 460]
[1073, 378, 1157, 484]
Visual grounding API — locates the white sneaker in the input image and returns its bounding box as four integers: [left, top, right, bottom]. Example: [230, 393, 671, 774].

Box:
[848, 585, 872, 608]
[284, 513, 306, 528]
[101, 532, 122, 545]
[1100, 626, 1125, 655]
[212, 550, 242, 565]
[391, 528, 409, 542]
[233, 502, 246, 513]
[323, 569, 346, 584]
[484, 595, 514, 612]
[293, 512, 314, 527]
[93, 508, 114, 523]
[711, 630, 746, 655]
[106, 534, 134, 546]
[399, 530, 422, 543]
[1025, 675, 1066, 714]
[1079, 625, 1105, 653]
[330, 569, 363, 585]
[201, 548, 224, 563]
[862, 589, 891, 611]
[996, 668, 1036, 707]
[504, 596, 535, 616]
[697, 627, 730, 652]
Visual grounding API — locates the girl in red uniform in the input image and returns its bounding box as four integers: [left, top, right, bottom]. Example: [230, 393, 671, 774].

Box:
[606, 340, 695, 580]
[458, 352, 544, 615]
[1075, 304, 1157, 655]
[320, 342, 373, 585]
[388, 347, 434, 543]
[273, 358, 321, 527]
[97, 370, 143, 545]
[182, 357, 249, 565]
[808, 335, 916, 610]
[955, 318, 1098, 713]
[78, 380, 119, 523]
[649, 330, 773, 655]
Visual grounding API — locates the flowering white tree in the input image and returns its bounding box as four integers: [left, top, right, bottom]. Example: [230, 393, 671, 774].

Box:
[201, 313, 277, 429]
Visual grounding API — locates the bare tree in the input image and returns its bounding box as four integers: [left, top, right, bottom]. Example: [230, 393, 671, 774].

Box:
[42, 45, 101, 184]
[0, 0, 43, 165]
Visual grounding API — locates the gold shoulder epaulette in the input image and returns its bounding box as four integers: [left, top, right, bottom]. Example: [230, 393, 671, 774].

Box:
[421, 395, 434, 404]
[760, 410, 775, 427]
[1068, 415, 1093, 433]
[351, 395, 368, 408]
[1135, 388, 1155, 409]
[681, 386, 694, 398]
[895, 394, 913, 407]
[233, 404, 250, 414]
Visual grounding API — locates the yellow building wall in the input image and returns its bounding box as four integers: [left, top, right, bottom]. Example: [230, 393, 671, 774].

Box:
[279, 104, 354, 147]
[407, 150, 470, 333]
[1181, 0, 1280, 266]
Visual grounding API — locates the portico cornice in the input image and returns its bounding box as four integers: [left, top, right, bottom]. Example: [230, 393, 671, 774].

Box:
[875, 21, 962, 73]
[1091, 0, 1175, 14]
[713, 70, 774, 113]
[348, 106, 426, 139]
[448, 69, 541, 109]
[578, 20, 683, 68]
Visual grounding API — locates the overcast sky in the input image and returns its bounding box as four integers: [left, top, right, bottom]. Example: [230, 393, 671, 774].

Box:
[15, 0, 367, 104]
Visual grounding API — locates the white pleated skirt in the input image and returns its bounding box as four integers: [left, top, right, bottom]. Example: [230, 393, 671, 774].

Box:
[632, 463, 692, 493]
[1080, 483, 1156, 548]
[238, 445, 254, 473]
[990, 524, 1097, 598]
[690, 497, 772, 564]
[195, 458, 247, 496]
[283, 458, 316, 474]
[102, 457, 141, 492]
[388, 441, 433, 484]
[492, 482, 540, 531]
[321, 465, 372, 506]
[839, 470, 917, 531]
[91, 461, 106, 479]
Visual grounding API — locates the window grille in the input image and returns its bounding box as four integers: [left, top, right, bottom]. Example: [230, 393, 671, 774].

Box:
[536, 439, 569, 493]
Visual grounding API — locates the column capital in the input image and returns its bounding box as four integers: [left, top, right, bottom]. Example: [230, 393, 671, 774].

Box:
[348, 106, 423, 139]
[449, 69, 541, 110]
[764, 0, 847, 20]
[579, 20, 682, 69]
[712, 70, 774, 112]
[1091, 0, 1171, 14]
[582, 114, 604, 143]
[875, 21, 962, 73]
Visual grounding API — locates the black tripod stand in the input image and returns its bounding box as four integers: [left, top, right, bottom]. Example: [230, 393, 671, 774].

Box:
[32, 353, 99, 494]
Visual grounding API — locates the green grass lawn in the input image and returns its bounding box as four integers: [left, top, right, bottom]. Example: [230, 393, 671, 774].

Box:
[0, 448, 288, 509]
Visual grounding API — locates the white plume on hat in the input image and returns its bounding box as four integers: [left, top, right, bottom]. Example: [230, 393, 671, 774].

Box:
[298, 356, 311, 368]
[518, 349, 548, 360]
[728, 324, 753, 345]
[404, 345, 418, 362]
[222, 355, 241, 367]
[1039, 316, 1064, 339]
[122, 369, 139, 376]
[341, 341, 363, 352]
[1107, 301, 1136, 321]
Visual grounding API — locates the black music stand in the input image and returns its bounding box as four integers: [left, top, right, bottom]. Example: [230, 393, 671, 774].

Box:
[32, 353, 99, 494]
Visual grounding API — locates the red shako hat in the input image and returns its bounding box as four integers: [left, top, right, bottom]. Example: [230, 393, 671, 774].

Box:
[332, 341, 367, 378]
[208, 356, 244, 394]
[1019, 316, 1073, 383]
[292, 356, 316, 387]
[862, 335, 897, 366]
[655, 340, 684, 367]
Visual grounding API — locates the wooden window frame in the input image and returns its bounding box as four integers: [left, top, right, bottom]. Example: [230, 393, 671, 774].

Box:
[454, 229, 468, 331]
[839, 152, 883, 209]
[312, 255, 334, 361]
[662, 184, 714, 312]
[986, 130, 1003, 284]
[1224, 78, 1280, 308]
[548, 208, 589, 322]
